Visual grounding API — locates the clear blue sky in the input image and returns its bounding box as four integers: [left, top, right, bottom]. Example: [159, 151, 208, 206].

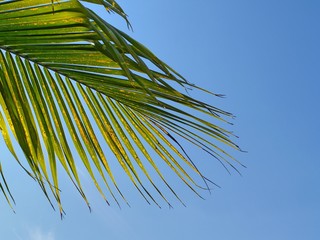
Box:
[1, 0, 319, 239]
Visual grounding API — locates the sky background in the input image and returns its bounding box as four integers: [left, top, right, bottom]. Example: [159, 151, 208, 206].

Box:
[1, 0, 320, 239]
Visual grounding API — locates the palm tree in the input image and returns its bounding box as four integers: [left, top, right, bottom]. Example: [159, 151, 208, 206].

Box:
[0, 0, 242, 215]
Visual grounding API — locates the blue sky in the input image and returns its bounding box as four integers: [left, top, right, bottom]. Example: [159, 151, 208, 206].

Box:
[1, 0, 319, 239]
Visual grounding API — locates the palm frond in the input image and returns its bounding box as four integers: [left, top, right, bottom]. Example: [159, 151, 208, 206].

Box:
[0, 0, 241, 214]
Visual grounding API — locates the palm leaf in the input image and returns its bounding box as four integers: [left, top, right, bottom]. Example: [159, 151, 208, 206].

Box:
[0, 0, 241, 214]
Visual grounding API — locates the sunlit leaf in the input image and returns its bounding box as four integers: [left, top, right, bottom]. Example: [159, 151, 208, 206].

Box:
[0, 0, 241, 214]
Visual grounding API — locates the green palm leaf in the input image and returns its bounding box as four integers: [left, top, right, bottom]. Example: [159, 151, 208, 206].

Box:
[0, 0, 241, 214]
